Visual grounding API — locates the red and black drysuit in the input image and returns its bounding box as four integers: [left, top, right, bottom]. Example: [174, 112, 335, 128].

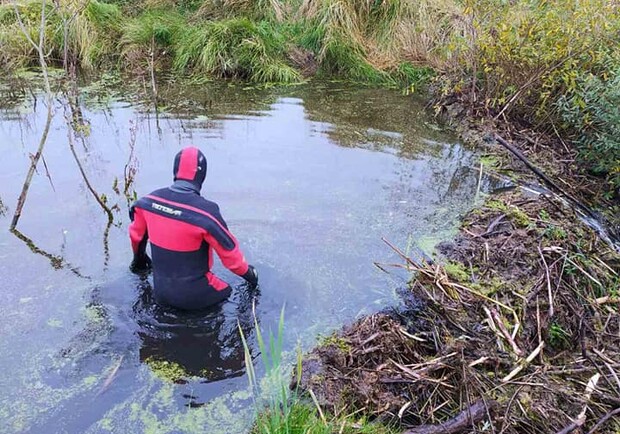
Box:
[129, 146, 257, 310]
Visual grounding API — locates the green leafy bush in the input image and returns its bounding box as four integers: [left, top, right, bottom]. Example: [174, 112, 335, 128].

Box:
[470, 0, 620, 120]
[558, 71, 620, 189]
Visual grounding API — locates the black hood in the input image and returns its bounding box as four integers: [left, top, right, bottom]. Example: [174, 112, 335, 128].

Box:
[173, 146, 207, 190]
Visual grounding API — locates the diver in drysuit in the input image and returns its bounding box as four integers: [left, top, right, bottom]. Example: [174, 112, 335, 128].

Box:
[128, 146, 258, 310]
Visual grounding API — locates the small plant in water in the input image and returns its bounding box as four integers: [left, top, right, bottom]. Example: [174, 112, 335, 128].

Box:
[239, 304, 302, 433]
[240, 304, 397, 434]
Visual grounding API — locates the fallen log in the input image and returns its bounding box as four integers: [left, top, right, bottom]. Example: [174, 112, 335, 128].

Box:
[403, 400, 496, 434]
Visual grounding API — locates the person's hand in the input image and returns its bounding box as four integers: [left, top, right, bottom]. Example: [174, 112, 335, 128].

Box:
[242, 265, 258, 288]
[130, 253, 152, 274]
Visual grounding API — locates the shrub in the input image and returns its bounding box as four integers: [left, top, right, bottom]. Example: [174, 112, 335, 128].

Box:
[557, 71, 620, 189]
[468, 0, 620, 121]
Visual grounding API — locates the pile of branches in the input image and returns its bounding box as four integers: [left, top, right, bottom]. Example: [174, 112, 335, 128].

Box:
[297, 190, 620, 434]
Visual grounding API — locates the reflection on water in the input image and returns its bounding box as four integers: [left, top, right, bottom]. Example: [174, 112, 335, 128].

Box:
[0, 78, 497, 433]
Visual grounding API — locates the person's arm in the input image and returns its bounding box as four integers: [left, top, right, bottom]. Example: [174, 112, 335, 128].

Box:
[129, 204, 152, 273]
[203, 207, 258, 287]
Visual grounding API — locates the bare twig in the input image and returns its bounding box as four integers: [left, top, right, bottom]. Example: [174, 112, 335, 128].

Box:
[64, 111, 113, 223]
[489, 307, 523, 356]
[97, 355, 124, 396]
[10, 0, 55, 230]
[538, 245, 554, 318]
[403, 400, 496, 434]
[585, 407, 620, 434]
[502, 341, 545, 383]
[555, 373, 600, 434]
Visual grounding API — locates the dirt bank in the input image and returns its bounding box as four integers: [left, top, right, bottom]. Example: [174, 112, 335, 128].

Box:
[439, 96, 620, 241]
[296, 187, 620, 433]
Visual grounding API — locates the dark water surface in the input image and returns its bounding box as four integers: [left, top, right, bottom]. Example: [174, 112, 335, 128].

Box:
[0, 79, 489, 433]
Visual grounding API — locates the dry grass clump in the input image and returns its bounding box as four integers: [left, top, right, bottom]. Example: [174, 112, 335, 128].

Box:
[298, 0, 466, 76]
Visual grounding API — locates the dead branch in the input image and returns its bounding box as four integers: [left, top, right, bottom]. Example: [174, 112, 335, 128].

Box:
[586, 407, 620, 434]
[9, 0, 54, 230]
[63, 105, 114, 223]
[403, 400, 496, 434]
[495, 135, 611, 240]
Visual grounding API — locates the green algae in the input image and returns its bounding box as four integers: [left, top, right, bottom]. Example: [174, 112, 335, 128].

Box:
[0, 350, 111, 433]
[144, 358, 195, 383]
[93, 373, 255, 434]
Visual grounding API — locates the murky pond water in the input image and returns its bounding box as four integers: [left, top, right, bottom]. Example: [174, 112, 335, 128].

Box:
[0, 78, 490, 433]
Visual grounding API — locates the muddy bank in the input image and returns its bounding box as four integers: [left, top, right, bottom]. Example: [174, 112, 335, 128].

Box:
[296, 188, 620, 433]
[439, 97, 620, 243]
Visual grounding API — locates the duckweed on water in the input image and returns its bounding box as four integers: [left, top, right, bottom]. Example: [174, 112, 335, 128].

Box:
[110, 382, 253, 434]
[144, 357, 193, 383]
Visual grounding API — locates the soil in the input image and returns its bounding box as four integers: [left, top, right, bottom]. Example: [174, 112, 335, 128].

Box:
[295, 189, 620, 433]
[438, 97, 620, 242]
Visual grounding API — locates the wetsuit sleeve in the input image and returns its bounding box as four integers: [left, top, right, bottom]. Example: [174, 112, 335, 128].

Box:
[129, 204, 148, 255]
[203, 207, 249, 276]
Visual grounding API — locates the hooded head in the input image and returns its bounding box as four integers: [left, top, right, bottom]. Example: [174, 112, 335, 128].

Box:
[173, 146, 207, 190]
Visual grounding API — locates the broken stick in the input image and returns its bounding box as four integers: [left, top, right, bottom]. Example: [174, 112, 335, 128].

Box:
[403, 400, 496, 434]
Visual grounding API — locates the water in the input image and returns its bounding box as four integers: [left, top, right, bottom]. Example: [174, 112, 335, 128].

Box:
[0, 78, 491, 433]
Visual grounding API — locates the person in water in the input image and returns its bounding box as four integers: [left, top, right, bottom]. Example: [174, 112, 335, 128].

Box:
[128, 146, 258, 310]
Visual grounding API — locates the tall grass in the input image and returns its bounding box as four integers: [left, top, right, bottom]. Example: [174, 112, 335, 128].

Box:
[0, 0, 453, 87]
[239, 305, 297, 432]
[293, 0, 460, 86]
[173, 18, 300, 83]
[0, 0, 121, 70]
[120, 9, 184, 69]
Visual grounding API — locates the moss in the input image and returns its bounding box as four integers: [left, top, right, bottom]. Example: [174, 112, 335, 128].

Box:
[318, 334, 351, 353]
[487, 199, 531, 228]
[480, 154, 501, 169]
[444, 260, 472, 282]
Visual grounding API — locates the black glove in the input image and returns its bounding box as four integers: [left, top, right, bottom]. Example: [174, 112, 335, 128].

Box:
[130, 253, 152, 274]
[242, 265, 258, 288]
